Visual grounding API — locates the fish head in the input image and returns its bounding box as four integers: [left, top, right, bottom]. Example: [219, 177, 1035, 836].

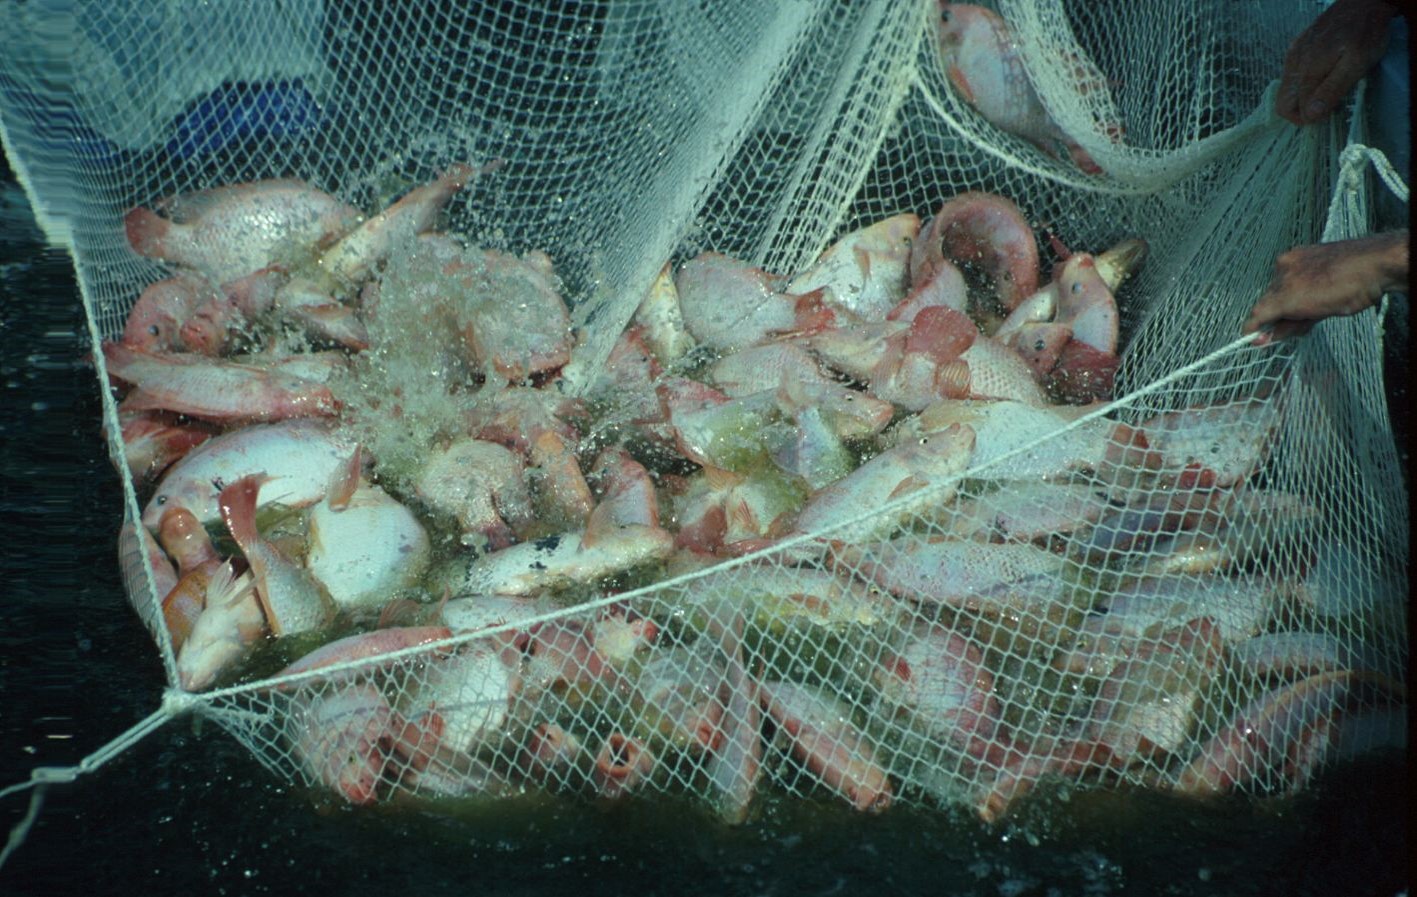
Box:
[937, 4, 998, 53]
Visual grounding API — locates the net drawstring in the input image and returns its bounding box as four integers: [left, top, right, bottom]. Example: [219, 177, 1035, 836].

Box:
[0, 691, 200, 871]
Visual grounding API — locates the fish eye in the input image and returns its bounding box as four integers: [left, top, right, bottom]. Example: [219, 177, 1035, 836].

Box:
[148, 324, 161, 336]
[1034, 338, 1046, 351]
[1071, 282, 1083, 294]
[919, 436, 929, 445]
[155, 495, 167, 505]
[940, 10, 950, 23]
[212, 477, 225, 491]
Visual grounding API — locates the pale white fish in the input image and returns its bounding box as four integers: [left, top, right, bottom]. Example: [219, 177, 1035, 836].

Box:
[143, 419, 355, 529]
[399, 640, 519, 756]
[220, 475, 336, 637]
[834, 537, 1064, 607]
[460, 525, 674, 596]
[632, 262, 697, 367]
[307, 481, 430, 615]
[176, 562, 265, 691]
[787, 213, 919, 322]
[942, 482, 1108, 543]
[413, 437, 534, 551]
[791, 423, 976, 543]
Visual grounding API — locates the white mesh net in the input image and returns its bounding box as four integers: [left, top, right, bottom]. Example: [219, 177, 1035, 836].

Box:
[1, 0, 1406, 825]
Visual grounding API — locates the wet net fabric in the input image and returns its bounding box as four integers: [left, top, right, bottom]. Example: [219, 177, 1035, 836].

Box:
[1, 0, 1407, 823]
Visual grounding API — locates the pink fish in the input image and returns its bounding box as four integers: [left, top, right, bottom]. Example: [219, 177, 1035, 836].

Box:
[277, 626, 454, 680]
[286, 683, 402, 805]
[119, 410, 216, 484]
[105, 343, 337, 425]
[874, 623, 1001, 759]
[936, 4, 1117, 175]
[587, 447, 660, 531]
[448, 248, 574, 382]
[121, 273, 223, 352]
[178, 267, 284, 355]
[1131, 398, 1285, 490]
[175, 562, 265, 691]
[834, 537, 1064, 607]
[759, 680, 893, 813]
[592, 732, 658, 800]
[316, 164, 481, 290]
[911, 192, 1040, 311]
[124, 179, 362, 285]
[219, 475, 335, 637]
[675, 253, 836, 350]
[791, 421, 975, 543]
[703, 607, 761, 825]
[1170, 670, 1405, 796]
[413, 437, 534, 551]
[633, 642, 726, 753]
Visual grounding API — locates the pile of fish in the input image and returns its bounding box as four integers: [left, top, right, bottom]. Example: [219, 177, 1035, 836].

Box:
[106, 162, 1402, 825]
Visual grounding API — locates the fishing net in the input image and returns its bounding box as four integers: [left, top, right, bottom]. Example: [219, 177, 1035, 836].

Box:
[0, 0, 1406, 826]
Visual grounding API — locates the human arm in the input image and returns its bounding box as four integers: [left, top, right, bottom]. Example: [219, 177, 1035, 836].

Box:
[1275, 0, 1400, 125]
[1243, 231, 1408, 344]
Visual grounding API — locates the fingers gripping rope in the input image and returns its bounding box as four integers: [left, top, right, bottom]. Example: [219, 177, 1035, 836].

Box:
[0, 691, 200, 870]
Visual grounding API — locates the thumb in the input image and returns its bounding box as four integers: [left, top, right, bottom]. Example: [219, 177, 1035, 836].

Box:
[1299, 54, 1369, 122]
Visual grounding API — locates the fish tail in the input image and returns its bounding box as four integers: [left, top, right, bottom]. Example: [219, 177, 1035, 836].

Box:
[218, 474, 268, 551]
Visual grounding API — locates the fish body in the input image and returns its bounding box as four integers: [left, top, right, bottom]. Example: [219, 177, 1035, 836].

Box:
[220, 475, 336, 637]
[121, 273, 222, 352]
[792, 423, 975, 542]
[936, 5, 1110, 175]
[287, 683, 400, 805]
[124, 178, 362, 284]
[835, 537, 1064, 607]
[307, 482, 431, 613]
[911, 191, 1040, 310]
[175, 563, 265, 691]
[451, 248, 574, 381]
[874, 623, 1000, 758]
[120, 411, 216, 484]
[675, 253, 831, 350]
[106, 343, 337, 425]
[1134, 399, 1284, 489]
[460, 525, 673, 596]
[633, 262, 696, 366]
[401, 640, 518, 756]
[787, 213, 920, 322]
[143, 419, 354, 528]
[759, 679, 893, 813]
[414, 437, 533, 551]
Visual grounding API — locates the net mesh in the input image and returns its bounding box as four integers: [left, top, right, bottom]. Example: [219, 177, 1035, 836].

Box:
[1, 0, 1406, 823]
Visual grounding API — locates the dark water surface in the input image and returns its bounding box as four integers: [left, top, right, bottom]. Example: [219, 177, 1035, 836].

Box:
[0, 176, 1408, 897]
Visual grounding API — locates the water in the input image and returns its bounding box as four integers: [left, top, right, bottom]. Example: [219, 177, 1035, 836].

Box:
[0, 174, 1407, 897]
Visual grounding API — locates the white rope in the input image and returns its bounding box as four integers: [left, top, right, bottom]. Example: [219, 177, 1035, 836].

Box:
[0, 700, 188, 871]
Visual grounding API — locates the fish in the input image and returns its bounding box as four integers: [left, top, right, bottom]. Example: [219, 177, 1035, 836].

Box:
[1130, 398, 1285, 490]
[459, 525, 674, 597]
[120, 411, 216, 485]
[833, 537, 1065, 608]
[142, 418, 355, 529]
[449, 248, 575, 381]
[156, 507, 226, 652]
[874, 623, 1001, 759]
[285, 683, 401, 805]
[314, 164, 482, 291]
[888, 397, 1131, 480]
[936, 4, 1116, 175]
[277, 626, 455, 680]
[790, 422, 976, 543]
[703, 605, 762, 825]
[632, 641, 727, 753]
[306, 478, 431, 614]
[586, 447, 661, 531]
[632, 262, 697, 367]
[400, 640, 519, 756]
[121, 273, 222, 352]
[1170, 671, 1406, 796]
[124, 178, 362, 285]
[175, 562, 265, 691]
[105, 343, 338, 425]
[675, 253, 834, 350]
[940, 482, 1108, 544]
[759, 679, 893, 813]
[1085, 616, 1223, 768]
[219, 475, 336, 637]
[592, 733, 658, 800]
[414, 437, 535, 551]
[911, 191, 1040, 311]
[787, 213, 920, 322]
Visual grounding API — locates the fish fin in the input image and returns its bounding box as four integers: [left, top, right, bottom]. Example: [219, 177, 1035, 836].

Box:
[327, 446, 363, 511]
[946, 64, 976, 104]
[218, 474, 269, 550]
[1065, 141, 1104, 176]
[887, 475, 929, 501]
[123, 206, 171, 259]
[702, 464, 742, 493]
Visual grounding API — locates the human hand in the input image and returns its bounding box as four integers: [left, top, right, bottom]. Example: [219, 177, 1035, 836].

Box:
[1243, 231, 1409, 345]
[1275, 0, 1399, 125]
